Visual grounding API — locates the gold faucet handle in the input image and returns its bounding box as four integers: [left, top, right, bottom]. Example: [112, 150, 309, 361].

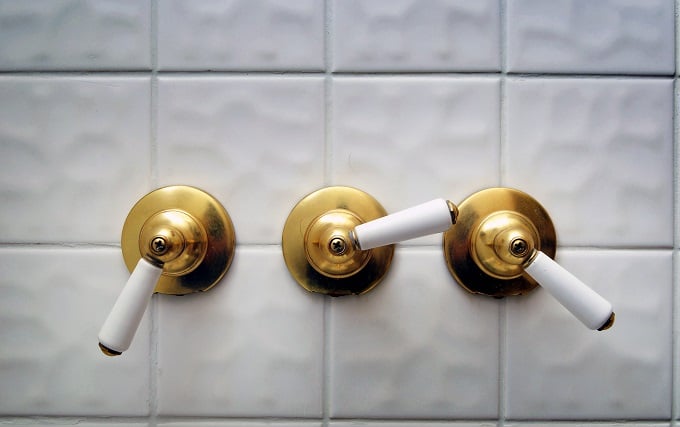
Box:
[99, 185, 236, 356]
[443, 187, 615, 331]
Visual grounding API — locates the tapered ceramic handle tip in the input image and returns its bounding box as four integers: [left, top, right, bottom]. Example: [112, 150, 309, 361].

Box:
[98, 258, 162, 355]
[353, 199, 454, 250]
[524, 251, 614, 331]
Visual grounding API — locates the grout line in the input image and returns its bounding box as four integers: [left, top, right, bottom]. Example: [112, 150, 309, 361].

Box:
[499, 421, 673, 425]
[677, 0, 680, 79]
[671, 1, 679, 418]
[0, 70, 675, 79]
[498, 2, 508, 426]
[322, 2, 334, 426]
[323, 77, 333, 187]
[322, 418, 674, 424]
[0, 69, 153, 75]
[0, 417, 152, 424]
[499, 76, 507, 187]
[0, 415, 669, 427]
[498, 298, 508, 427]
[322, 296, 332, 427]
[331, 72, 675, 80]
[673, 251, 679, 426]
[322, 418, 503, 423]
[0, 242, 121, 249]
[149, 1, 159, 426]
[500, 0, 508, 74]
[0, 416, 328, 424]
[498, 0, 508, 189]
[672, 3, 679, 415]
[149, 0, 159, 189]
[153, 417, 326, 423]
[149, 295, 160, 427]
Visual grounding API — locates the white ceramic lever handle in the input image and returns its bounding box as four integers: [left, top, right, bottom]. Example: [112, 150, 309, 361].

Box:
[98, 258, 162, 355]
[353, 199, 454, 250]
[524, 251, 614, 330]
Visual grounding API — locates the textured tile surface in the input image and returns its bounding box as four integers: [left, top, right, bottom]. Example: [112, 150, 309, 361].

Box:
[0, 0, 150, 70]
[158, 0, 324, 71]
[332, 0, 500, 71]
[330, 249, 500, 418]
[0, 76, 151, 243]
[0, 248, 150, 416]
[506, 250, 673, 419]
[157, 247, 324, 417]
[507, 0, 675, 74]
[157, 76, 324, 245]
[505, 78, 673, 247]
[0, 0, 676, 423]
[332, 77, 500, 245]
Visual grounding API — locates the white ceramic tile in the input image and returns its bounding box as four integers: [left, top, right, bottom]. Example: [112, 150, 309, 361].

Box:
[506, 250, 672, 419]
[0, 0, 150, 70]
[157, 247, 324, 417]
[507, 0, 675, 74]
[330, 249, 500, 418]
[0, 248, 150, 416]
[332, 77, 500, 245]
[505, 78, 673, 247]
[157, 76, 325, 245]
[332, 0, 500, 72]
[0, 76, 151, 243]
[158, 0, 324, 71]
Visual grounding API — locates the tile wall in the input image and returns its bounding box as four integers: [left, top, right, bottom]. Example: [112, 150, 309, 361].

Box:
[0, 0, 676, 426]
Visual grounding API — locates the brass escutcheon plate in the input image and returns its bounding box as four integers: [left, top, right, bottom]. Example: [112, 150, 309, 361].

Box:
[282, 186, 394, 296]
[442, 188, 556, 297]
[121, 185, 235, 295]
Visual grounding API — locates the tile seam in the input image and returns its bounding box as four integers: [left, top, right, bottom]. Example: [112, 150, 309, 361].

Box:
[499, 0, 508, 426]
[0, 416, 672, 423]
[672, 1, 680, 420]
[671, 1, 679, 419]
[149, 0, 159, 425]
[0, 70, 675, 79]
[323, 1, 334, 427]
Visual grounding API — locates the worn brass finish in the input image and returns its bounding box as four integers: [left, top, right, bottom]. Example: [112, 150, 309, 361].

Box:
[99, 343, 122, 356]
[598, 312, 616, 331]
[472, 211, 540, 279]
[282, 186, 394, 296]
[443, 188, 556, 297]
[137, 210, 208, 274]
[304, 209, 371, 278]
[121, 186, 235, 295]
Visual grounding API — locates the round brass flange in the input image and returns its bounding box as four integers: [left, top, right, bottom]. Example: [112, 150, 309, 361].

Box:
[121, 186, 236, 295]
[282, 186, 394, 296]
[442, 188, 556, 297]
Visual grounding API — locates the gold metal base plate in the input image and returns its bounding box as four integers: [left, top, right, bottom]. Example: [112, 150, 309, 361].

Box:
[121, 186, 236, 295]
[443, 188, 556, 297]
[282, 186, 394, 296]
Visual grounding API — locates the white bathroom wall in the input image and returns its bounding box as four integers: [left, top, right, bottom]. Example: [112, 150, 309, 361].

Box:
[0, 1, 676, 426]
